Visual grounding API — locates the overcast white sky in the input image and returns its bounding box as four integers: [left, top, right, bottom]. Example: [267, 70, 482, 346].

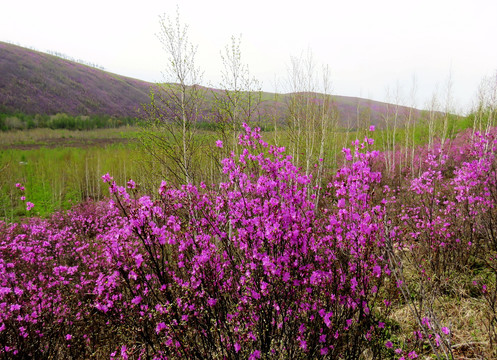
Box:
[1, 0, 496, 113]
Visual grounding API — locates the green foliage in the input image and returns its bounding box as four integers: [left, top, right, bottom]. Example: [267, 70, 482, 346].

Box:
[0, 143, 144, 222]
[0, 111, 140, 131]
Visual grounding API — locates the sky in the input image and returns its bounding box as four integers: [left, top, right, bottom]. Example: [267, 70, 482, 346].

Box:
[1, 0, 496, 113]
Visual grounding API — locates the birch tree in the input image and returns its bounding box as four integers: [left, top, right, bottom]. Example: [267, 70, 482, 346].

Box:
[286, 50, 336, 176]
[212, 35, 262, 157]
[285, 50, 337, 207]
[142, 8, 205, 186]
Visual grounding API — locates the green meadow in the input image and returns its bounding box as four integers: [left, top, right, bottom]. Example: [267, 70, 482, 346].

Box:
[0, 127, 141, 220]
[0, 111, 475, 222]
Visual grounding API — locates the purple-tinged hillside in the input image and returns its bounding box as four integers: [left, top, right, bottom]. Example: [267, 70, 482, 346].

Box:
[0, 42, 426, 127]
[0, 42, 152, 117]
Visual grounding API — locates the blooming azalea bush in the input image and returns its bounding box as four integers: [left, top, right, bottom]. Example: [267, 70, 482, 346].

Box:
[379, 130, 497, 358]
[0, 201, 128, 358]
[97, 125, 393, 359]
[1, 124, 497, 359]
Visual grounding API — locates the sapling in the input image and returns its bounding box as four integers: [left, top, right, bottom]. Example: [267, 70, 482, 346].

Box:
[141, 7, 205, 186]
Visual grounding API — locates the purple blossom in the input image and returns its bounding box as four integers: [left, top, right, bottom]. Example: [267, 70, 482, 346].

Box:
[101, 173, 113, 183]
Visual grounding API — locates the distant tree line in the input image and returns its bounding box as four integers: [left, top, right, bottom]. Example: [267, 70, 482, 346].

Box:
[0, 111, 140, 131]
[0, 110, 276, 133]
[47, 50, 105, 70]
[46, 50, 106, 70]
[3, 41, 106, 70]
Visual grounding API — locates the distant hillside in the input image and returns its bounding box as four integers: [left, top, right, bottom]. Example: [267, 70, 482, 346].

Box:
[0, 41, 152, 117]
[0, 41, 423, 127]
[256, 92, 422, 129]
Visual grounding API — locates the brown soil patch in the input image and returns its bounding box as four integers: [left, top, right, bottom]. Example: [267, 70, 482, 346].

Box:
[1, 137, 136, 150]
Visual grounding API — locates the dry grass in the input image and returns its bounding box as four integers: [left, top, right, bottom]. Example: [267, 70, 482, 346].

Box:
[390, 295, 491, 359]
[0, 127, 140, 148]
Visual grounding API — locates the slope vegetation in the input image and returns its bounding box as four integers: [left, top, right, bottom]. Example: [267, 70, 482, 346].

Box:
[0, 42, 151, 117]
[0, 41, 421, 126]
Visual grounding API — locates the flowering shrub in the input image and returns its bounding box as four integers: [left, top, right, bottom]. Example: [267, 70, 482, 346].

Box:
[96, 125, 392, 359]
[0, 201, 125, 358]
[382, 130, 497, 358]
[1, 125, 497, 358]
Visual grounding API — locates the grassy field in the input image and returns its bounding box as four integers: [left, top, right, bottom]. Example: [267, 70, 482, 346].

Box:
[0, 126, 140, 147]
[0, 127, 144, 221]
[0, 111, 478, 223]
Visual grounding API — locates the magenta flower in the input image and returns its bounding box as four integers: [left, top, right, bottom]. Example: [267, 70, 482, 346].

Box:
[10, 304, 21, 311]
[249, 350, 261, 359]
[121, 345, 128, 359]
[101, 173, 113, 183]
[126, 179, 136, 189]
[408, 351, 418, 359]
[134, 253, 144, 268]
[156, 322, 167, 334]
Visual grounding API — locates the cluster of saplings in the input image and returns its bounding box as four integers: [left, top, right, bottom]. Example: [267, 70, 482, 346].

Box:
[0, 111, 276, 133]
[0, 111, 140, 131]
